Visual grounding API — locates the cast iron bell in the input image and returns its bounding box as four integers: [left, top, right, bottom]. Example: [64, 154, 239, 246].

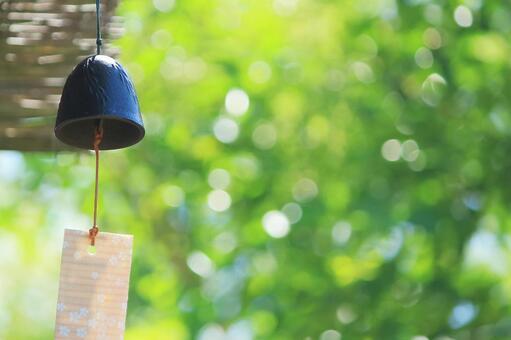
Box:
[55, 55, 144, 150]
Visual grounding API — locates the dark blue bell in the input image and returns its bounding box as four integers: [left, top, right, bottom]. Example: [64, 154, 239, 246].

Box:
[55, 55, 144, 150]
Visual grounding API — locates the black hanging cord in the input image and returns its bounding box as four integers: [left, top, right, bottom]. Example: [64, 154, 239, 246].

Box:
[95, 0, 102, 55]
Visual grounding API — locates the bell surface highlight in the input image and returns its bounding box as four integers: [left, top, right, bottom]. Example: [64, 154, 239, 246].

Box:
[55, 55, 145, 150]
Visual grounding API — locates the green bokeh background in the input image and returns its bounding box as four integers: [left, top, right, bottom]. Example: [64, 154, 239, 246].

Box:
[2, 0, 511, 339]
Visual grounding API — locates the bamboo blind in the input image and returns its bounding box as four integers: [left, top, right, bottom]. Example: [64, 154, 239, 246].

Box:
[0, 0, 122, 151]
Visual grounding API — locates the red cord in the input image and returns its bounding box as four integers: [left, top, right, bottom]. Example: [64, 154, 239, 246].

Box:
[89, 127, 103, 246]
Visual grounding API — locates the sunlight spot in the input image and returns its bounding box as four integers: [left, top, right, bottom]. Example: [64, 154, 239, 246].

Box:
[213, 232, 237, 253]
[213, 117, 239, 143]
[352, 61, 374, 84]
[282, 202, 302, 224]
[263, 211, 290, 238]
[409, 152, 427, 172]
[208, 168, 231, 190]
[454, 6, 473, 28]
[273, 0, 298, 16]
[381, 139, 401, 162]
[207, 190, 232, 212]
[0, 151, 25, 181]
[336, 305, 357, 324]
[153, 0, 175, 12]
[423, 28, 442, 49]
[198, 324, 225, 340]
[449, 301, 478, 329]
[464, 230, 507, 275]
[252, 122, 277, 149]
[415, 47, 433, 69]
[292, 178, 318, 202]
[377, 228, 404, 260]
[332, 221, 352, 246]
[225, 88, 250, 116]
[401, 139, 420, 162]
[421, 73, 447, 106]
[227, 320, 252, 340]
[462, 193, 481, 211]
[358, 35, 378, 58]
[320, 329, 341, 340]
[187, 251, 215, 278]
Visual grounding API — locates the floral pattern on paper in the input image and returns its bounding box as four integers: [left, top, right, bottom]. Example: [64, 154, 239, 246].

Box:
[55, 229, 133, 339]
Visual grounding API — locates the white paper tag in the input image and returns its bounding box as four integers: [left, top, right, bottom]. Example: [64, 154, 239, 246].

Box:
[55, 229, 133, 339]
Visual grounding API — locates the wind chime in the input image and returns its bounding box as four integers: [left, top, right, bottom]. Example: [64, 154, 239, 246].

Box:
[53, 1, 144, 338]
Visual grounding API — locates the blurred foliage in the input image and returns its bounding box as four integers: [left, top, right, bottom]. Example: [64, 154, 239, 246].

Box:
[2, 0, 511, 339]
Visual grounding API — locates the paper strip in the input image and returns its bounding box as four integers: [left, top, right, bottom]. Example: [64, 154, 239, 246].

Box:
[55, 229, 133, 339]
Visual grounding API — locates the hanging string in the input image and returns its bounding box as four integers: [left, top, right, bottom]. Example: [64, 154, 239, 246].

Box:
[89, 126, 103, 246]
[95, 0, 102, 55]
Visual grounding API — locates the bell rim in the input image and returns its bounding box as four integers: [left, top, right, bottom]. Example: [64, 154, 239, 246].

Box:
[54, 115, 145, 151]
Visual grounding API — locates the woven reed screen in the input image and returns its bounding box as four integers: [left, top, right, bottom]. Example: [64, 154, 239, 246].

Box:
[0, 0, 122, 151]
